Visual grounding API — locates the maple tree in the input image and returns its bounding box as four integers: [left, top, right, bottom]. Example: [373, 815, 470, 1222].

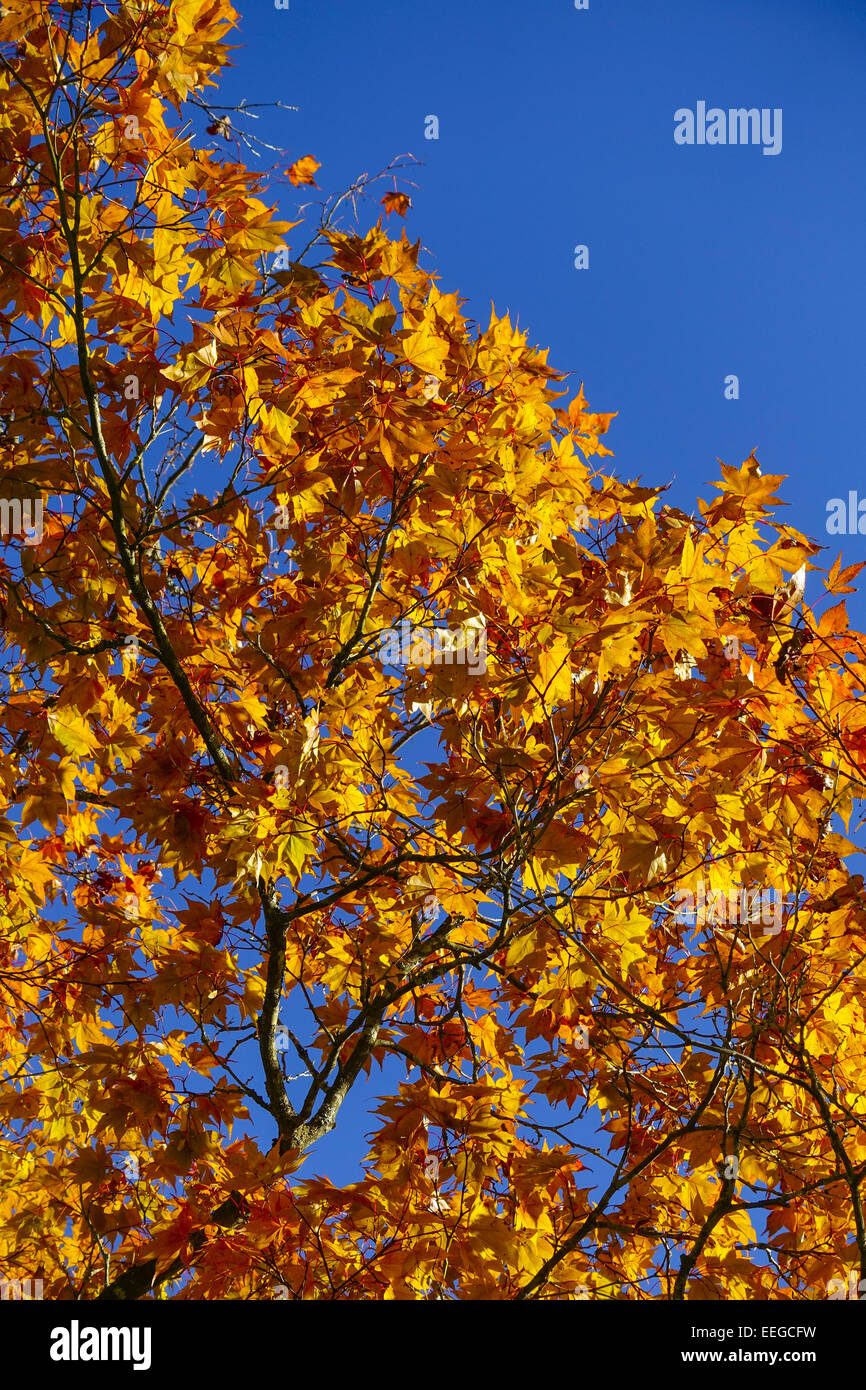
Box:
[2, 0, 866, 1304]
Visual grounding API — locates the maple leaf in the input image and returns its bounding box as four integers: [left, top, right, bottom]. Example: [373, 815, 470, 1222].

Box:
[287, 154, 321, 187]
[381, 191, 411, 218]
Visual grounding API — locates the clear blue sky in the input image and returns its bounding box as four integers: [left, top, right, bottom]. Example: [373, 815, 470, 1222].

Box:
[203, 0, 866, 1183]
[217, 0, 866, 607]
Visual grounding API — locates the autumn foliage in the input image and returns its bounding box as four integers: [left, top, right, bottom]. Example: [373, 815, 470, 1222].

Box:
[3, 0, 866, 1302]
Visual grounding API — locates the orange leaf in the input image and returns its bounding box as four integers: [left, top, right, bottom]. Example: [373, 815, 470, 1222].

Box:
[381, 191, 411, 218]
[288, 155, 321, 187]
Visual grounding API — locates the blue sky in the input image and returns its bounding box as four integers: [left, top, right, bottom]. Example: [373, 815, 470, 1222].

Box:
[215, 0, 866, 622]
[178, 0, 866, 1200]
